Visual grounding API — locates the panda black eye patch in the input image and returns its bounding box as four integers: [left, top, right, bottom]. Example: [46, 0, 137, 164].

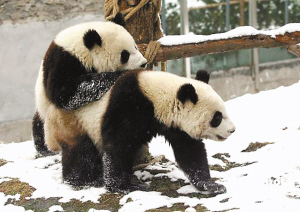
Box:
[121, 50, 130, 64]
[210, 111, 222, 128]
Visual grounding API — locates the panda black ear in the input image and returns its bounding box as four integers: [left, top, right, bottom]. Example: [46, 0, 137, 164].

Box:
[195, 70, 210, 84]
[177, 83, 198, 105]
[83, 29, 102, 50]
[111, 12, 126, 27]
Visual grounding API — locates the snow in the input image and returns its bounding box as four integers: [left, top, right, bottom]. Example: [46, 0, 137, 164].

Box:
[48, 205, 64, 212]
[166, 0, 208, 8]
[88, 210, 110, 212]
[188, 0, 207, 9]
[159, 23, 300, 46]
[0, 142, 107, 205]
[119, 191, 202, 211]
[1, 81, 300, 211]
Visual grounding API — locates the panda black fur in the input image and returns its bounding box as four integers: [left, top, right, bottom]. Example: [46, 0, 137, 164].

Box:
[48, 70, 235, 194]
[32, 13, 147, 155]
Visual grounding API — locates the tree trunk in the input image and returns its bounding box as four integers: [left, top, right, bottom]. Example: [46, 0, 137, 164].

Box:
[106, 0, 163, 44]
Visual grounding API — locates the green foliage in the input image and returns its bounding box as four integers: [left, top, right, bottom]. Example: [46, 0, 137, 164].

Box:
[164, 0, 299, 74]
[165, 0, 180, 35]
[166, 0, 299, 35]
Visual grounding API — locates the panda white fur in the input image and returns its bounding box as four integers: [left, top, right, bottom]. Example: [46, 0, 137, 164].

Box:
[46, 70, 235, 194]
[32, 13, 147, 155]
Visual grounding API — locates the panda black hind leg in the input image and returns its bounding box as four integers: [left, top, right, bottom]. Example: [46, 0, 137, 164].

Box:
[32, 111, 53, 156]
[61, 134, 103, 187]
[164, 128, 226, 195]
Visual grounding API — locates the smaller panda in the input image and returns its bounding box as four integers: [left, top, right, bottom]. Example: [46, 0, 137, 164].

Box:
[47, 70, 235, 195]
[33, 13, 147, 155]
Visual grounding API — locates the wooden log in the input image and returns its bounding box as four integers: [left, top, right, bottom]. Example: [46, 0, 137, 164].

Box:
[137, 31, 300, 62]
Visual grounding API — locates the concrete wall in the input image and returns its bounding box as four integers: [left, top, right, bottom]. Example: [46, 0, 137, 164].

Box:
[0, 0, 105, 143]
[0, 15, 105, 143]
[0, 0, 105, 24]
[209, 58, 300, 101]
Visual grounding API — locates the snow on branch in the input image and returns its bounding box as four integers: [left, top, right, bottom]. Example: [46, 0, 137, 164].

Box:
[138, 23, 300, 62]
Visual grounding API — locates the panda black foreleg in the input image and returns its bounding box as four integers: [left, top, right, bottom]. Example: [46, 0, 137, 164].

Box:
[61, 134, 103, 187]
[32, 111, 53, 156]
[164, 128, 226, 195]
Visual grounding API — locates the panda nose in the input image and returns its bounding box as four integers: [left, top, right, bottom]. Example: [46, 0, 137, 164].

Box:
[140, 63, 147, 68]
[228, 129, 235, 134]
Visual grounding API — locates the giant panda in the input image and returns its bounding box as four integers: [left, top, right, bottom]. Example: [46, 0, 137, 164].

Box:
[32, 13, 147, 155]
[46, 69, 235, 195]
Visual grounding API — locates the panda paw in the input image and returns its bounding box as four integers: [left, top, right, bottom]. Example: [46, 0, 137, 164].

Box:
[195, 181, 227, 195]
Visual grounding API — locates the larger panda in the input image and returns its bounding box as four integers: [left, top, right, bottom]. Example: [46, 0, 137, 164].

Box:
[46, 70, 235, 195]
[33, 13, 147, 154]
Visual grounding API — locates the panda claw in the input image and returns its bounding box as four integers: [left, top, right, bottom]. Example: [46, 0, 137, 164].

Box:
[195, 181, 227, 195]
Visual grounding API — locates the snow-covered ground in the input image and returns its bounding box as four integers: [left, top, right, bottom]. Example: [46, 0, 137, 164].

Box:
[1, 81, 300, 211]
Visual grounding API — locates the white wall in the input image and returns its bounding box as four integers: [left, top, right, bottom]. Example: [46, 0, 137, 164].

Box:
[209, 59, 300, 101]
[0, 15, 104, 142]
[0, 15, 104, 123]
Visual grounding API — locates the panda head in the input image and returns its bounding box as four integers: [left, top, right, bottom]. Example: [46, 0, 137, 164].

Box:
[54, 13, 147, 72]
[176, 72, 235, 142]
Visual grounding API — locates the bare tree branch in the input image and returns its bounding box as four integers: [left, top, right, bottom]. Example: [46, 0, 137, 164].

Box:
[138, 30, 300, 62]
[287, 44, 300, 58]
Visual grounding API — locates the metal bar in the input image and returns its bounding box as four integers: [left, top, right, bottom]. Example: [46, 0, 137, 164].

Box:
[226, 0, 231, 31]
[180, 0, 191, 78]
[239, 0, 245, 26]
[249, 0, 260, 92]
[285, 0, 289, 24]
[161, 0, 167, 34]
